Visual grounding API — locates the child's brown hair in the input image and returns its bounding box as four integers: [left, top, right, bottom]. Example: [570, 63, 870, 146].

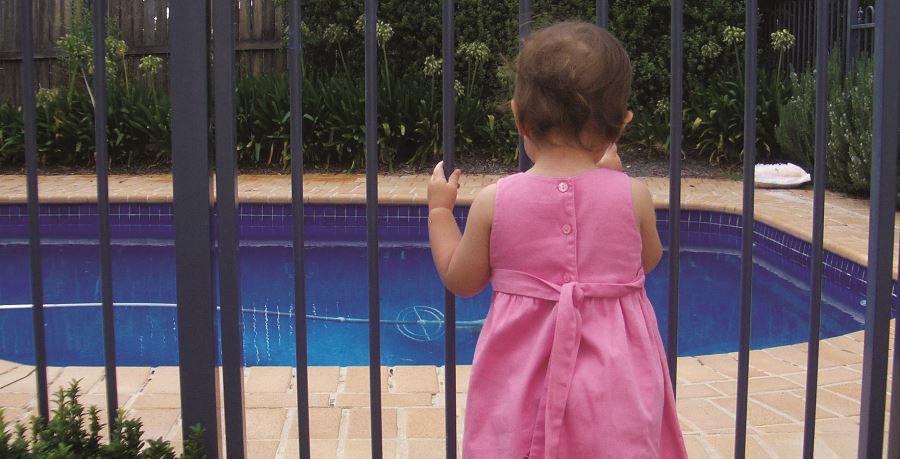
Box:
[513, 21, 632, 148]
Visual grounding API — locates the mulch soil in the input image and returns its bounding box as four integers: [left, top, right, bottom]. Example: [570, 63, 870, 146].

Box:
[0, 144, 741, 180]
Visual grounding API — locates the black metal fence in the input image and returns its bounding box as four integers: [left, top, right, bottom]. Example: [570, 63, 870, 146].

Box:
[764, 0, 876, 74]
[15, 0, 900, 457]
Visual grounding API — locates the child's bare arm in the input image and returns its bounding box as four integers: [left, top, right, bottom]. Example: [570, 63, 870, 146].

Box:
[630, 178, 663, 272]
[428, 163, 494, 297]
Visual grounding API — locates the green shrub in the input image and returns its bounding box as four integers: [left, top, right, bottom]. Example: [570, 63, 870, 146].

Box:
[685, 72, 784, 164]
[0, 380, 205, 459]
[775, 52, 900, 200]
[684, 25, 792, 163]
[296, 0, 518, 99]
[611, 0, 746, 150]
[297, 0, 749, 155]
[0, 0, 814, 169]
[0, 103, 23, 166]
[775, 69, 816, 167]
[234, 69, 517, 171]
[826, 56, 874, 194]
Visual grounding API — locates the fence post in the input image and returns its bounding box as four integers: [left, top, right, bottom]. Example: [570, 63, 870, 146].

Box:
[92, 0, 120, 434]
[441, 0, 458, 456]
[213, 0, 247, 456]
[667, 0, 683, 389]
[596, 0, 609, 28]
[517, 0, 532, 172]
[169, 1, 222, 455]
[734, 0, 759, 456]
[858, 0, 899, 456]
[18, 0, 49, 424]
[288, 0, 312, 457]
[364, 0, 384, 457]
[800, 1, 829, 457]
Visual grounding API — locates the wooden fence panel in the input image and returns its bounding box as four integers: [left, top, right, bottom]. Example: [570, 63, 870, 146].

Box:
[238, 0, 250, 43]
[0, 0, 287, 104]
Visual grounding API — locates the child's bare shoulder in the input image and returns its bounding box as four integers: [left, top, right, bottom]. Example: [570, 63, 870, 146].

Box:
[473, 183, 497, 211]
[466, 183, 497, 228]
[628, 178, 655, 208]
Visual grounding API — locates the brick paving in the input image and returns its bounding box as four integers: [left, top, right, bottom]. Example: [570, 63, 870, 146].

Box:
[0, 173, 898, 458]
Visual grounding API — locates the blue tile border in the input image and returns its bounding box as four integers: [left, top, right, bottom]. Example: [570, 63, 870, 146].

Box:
[655, 209, 897, 307]
[0, 203, 468, 242]
[0, 203, 893, 304]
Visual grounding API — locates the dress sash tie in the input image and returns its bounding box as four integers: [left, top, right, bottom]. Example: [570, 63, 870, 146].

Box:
[490, 268, 646, 458]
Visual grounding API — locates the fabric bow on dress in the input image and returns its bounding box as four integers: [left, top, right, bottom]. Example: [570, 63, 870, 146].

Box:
[491, 268, 646, 458]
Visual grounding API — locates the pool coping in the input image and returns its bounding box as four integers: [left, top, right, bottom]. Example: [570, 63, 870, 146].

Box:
[0, 173, 896, 278]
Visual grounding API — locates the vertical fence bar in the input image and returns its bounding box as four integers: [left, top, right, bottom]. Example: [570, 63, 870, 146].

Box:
[214, 0, 246, 456]
[806, 0, 814, 68]
[863, 6, 873, 56]
[441, 0, 458, 456]
[796, 0, 809, 68]
[830, 0, 838, 58]
[734, 0, 758, 456]
[288, 0, 311, 457]
[596, 0, 608, 29]
[829, 0, 834, 54]
[667, 0, 683, 390]
[801, 1, 828, 457]
[364, 0, 384, 456]
[861, 10, 869, 57]
[19, 0, 49, 423]
[858, 0, 899, 456]
[803, 0, 810, 69]
[790, 1, 799, 70]
[170, 2, 222, 455]
[92, 0, 119, 433]
[846, 0, 858, 66]
[517, 0, 532, 172]
[839, 0, 846, 53]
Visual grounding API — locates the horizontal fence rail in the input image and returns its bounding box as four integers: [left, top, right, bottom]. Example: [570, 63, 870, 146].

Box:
[9, 1, 900, 458]
[846, 0, 876, 66]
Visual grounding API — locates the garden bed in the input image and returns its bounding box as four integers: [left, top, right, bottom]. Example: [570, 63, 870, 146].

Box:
[0, 144, 741, 180]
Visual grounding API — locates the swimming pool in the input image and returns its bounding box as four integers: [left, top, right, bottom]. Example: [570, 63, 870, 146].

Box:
[0, 203, 884, 366]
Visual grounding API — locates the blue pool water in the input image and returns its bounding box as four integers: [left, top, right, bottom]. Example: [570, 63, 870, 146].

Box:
[0, 206, 872, 366]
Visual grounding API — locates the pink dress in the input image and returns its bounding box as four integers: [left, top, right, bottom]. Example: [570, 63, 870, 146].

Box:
[463, 168, 687, 458]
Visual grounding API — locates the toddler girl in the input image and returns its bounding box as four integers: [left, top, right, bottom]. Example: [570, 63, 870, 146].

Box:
[428, 21, 687, 458]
